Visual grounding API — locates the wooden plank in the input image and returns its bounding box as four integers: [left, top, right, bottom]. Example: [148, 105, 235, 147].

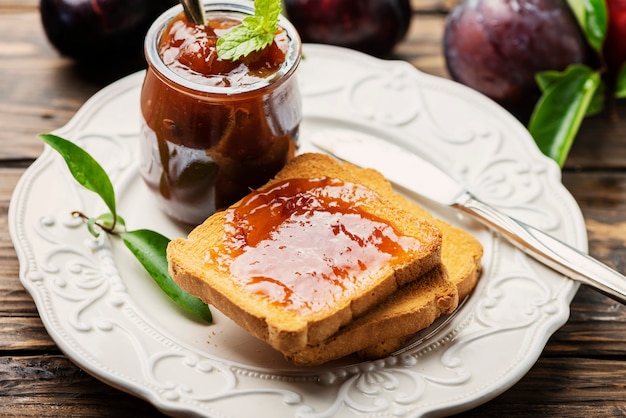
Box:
[458, 357, 626, 416]
[1, 355, 626, 417]
[546, 287, 626, 357]
[0, 13, 82, 159]
[562, 171, 626, 266]
[565, 103, 626, 169]
[393, 14, 448, 78]
[0, 317, 55, 350]
[0, 355, 167, 417]
[412, 0, 460, 13]
[0, 13, 146, 160]
[1, 168, 39, 317]
[0, 0, 36, 13]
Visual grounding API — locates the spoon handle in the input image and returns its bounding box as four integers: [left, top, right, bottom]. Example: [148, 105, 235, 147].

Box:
[180, 0, 206, 25]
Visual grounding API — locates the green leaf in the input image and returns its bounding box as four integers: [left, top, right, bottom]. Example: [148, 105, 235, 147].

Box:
[86, 213, 126, 237]
[217, 25, 275, 60]
[616, 63, 626, 98]
[96, 212, 126, 230]
[587, 79, 605, 115]
[121, 229, 212, 322]
[529, 65, 601, 167]
[566, 0, 585, 29]
[538, 69, 605, 116]
[243, 15, 264, 30]
[39, 133, 117, 219]
[215, 0, 280, 61]
[255, 0, 281, 32]
[87, 217, 100, 238]
[40, 133, 211, 323]
[583, 0, 608, 53]
[567, 0, 607, 53]
[536, 70, 565, 92]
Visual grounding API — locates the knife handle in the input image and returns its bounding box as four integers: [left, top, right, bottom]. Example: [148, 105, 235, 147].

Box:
[455, 192, 626, 304]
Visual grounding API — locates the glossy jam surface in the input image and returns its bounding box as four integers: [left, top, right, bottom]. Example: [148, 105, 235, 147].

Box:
[207, 177, 427, 316]
[159, 13, 289, 87]
[140, 11, 301, 225]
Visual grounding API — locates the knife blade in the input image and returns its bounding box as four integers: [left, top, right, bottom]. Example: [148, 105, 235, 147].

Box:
[311, 128, 626, 305]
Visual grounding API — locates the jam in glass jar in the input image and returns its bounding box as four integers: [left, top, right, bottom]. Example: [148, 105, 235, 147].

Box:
[140, 1, 302, 225]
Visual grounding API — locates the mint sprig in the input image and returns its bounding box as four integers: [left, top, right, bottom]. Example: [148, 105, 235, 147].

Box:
[216, 0, 281, 61]
[39, 133, 212, 323]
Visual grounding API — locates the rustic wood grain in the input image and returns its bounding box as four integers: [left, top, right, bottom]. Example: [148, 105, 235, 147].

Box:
[393, 14, 448, 78]
[0, 317, 55, 350]
[565, 108, 626, 170]
[0, 356, 167, 417]
[412, 0, 460, 13]
[1, 168, 35, 318]
[459, 358, 626, 417]
[563, 170, 626, 273]
[0, 0, 37, 12]
[0, 13, 146, 160]
[2, 1, 626, 417]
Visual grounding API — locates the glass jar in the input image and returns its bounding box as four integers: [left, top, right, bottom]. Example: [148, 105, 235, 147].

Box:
[140, 1, 302, 225]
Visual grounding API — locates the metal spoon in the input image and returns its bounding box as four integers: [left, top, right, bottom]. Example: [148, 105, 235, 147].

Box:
[180, 0, 206, 25]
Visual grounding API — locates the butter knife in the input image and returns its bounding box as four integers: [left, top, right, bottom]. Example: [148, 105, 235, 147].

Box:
[311, 128, 626, 304]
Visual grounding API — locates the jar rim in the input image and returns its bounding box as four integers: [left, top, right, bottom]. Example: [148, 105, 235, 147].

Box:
[144, 0, 302, 95]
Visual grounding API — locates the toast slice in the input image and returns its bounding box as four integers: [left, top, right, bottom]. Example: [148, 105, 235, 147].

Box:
[284, 163, 483, 366]
[167, 153, 443, 354]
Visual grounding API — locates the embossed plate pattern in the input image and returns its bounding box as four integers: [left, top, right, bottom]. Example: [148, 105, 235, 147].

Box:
[9, 45, 585, 417]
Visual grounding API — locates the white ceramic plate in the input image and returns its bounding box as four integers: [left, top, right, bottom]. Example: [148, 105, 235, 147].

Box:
[9, 45, 585, 417]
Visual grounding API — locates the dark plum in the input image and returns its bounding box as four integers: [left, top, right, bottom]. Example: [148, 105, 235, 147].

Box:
[40, 0, 174, 61]
[283, 0, 412, 56]
[604, 0, 626, 81]
[443, 0, 587, 110]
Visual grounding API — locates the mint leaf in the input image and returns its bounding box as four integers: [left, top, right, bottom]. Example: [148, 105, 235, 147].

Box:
[216, 0, 281, 61]
[217, 25, 275, 61]
[255, 0, 281, 32]
[529, 65, 601, 167]
[39, 133, 117, 220]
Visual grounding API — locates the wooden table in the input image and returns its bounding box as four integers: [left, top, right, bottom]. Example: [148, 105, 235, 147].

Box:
[2, 1, 626, 416]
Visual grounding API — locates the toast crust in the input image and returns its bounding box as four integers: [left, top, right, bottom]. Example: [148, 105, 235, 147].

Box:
[167, 153, 443, 353]
[286, 264, 458, 366]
